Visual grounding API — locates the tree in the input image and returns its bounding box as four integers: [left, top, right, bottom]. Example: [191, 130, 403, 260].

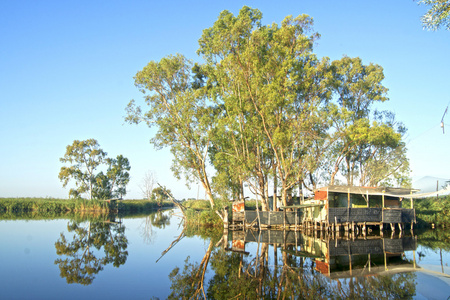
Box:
[139, 170, 156, 201]
[59, 139, 107, 200]
[324, 56, 405, 186]
[198, 7, 330, 207]
[92, 155, 131, 199]
[151, 186, 171, 206]
[417, 0, 450, 30]
[126, 7, 411, 215]
[125, 54, 223, 217]
[59, 139, 130, 199]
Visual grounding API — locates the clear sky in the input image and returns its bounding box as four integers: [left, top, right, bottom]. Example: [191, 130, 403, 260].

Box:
[1, 0, 449, 200]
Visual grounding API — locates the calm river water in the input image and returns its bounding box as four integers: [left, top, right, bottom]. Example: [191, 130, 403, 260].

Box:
[0, 209, 449, 299]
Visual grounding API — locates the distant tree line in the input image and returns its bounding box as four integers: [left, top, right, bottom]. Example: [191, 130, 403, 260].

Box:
[125, 7, 410, 217]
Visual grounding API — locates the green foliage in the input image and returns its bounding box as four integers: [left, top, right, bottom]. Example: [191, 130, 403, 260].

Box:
[0, 198, 109, 214]
[0, 198, 174, 220]
[244, 200, 263, 210]
[414, 195, 450, 228]
[126, 53, 217, 210]
[185, 208, 222, 227]
[59, 139, 130, 200]
[325, 57, 410, 188]
[117, 199, 174, 213]
[183, 200, 212, 210]
[418, 0, 450, 30]
[126, 6, 411, 214]
[151, 186, 171, 205]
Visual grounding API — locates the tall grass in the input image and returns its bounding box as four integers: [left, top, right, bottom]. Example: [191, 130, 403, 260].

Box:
[118, 199, 174, 213]
[0, 197, 174, 217]
[183, 199, 224, 227]
[0, 197, 109, 213]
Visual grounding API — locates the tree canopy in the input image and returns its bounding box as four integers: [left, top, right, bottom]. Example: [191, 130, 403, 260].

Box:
[126, 6, 410, 213]
[418, 0, 450, 30]
[59, 139, 131, 199]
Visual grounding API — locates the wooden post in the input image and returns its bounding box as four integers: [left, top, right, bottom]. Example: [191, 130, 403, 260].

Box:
[223, 207, 229, 229]
[295, 208, 298, 231]
[381, 190, 385, 234]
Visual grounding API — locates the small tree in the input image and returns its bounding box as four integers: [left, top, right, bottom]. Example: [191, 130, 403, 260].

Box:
[151, 186, 171, 206]
[59, 139, 131, 199]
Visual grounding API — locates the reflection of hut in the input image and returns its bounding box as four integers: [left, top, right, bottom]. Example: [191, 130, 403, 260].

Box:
[300, 186, 417, 233]
[229, 229, 418, 279]
[314, 236, 418, 279]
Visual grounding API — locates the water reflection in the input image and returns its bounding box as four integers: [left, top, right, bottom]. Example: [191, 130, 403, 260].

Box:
[54, 216, 128, 285]
[140, 210, 172, 244]
[168, 230, 420, 299]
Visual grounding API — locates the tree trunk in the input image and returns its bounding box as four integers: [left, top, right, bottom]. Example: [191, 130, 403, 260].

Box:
[273, 163, 278, 211]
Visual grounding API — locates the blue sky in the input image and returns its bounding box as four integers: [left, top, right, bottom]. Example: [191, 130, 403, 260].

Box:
[1, 0, 449, 199]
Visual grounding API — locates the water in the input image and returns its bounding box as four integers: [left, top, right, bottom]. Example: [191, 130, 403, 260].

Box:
[0, 209, 449, 299]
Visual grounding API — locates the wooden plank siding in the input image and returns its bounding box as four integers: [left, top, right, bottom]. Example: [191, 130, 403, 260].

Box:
[328, 208, 382, 223]
[244, 211, 302, 226]
[329, 236, 416, 256]
[328, 208, 415, 224]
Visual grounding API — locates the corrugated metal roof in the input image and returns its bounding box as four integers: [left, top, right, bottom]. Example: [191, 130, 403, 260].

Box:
[316, 185, 419, 197]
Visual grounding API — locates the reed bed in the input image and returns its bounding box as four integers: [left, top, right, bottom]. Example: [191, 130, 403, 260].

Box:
[0, 197, 174, 216]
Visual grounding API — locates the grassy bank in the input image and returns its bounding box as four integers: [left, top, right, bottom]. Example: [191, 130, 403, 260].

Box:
[0, 197, 109, 213]
[0, 197, 174, 216]
[118, 199, 174, 213]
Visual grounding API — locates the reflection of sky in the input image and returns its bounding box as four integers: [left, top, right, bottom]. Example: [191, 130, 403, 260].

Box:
[0, 214, 209, 299]
[405, 245, 450, 274]
[414, 272, 450, 299]
[1, 215, 450, 299]
[0, 220, 73, 299]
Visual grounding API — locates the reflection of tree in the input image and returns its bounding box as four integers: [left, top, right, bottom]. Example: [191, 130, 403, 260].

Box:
[167, 234, 418, 299]
[331, 272, 416, 299]
[168, 240, 214, 299]
[140, 210, 172, 244]
[150, 210, 171, 229]
[54, 220, 128, 285]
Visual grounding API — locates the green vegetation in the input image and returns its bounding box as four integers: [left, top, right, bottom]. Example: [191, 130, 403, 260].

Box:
[184, 200, 223, 227]
[183, 200, 212, 210]
[418, 0, 450, 31]
[0, 198, 174, 219]
[413, 195, 450, 228]
[117, 199, 174, 213]
[0, 197, 109, 214]
[59, 139, 130, 200]
[126, 6, 410, 221]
